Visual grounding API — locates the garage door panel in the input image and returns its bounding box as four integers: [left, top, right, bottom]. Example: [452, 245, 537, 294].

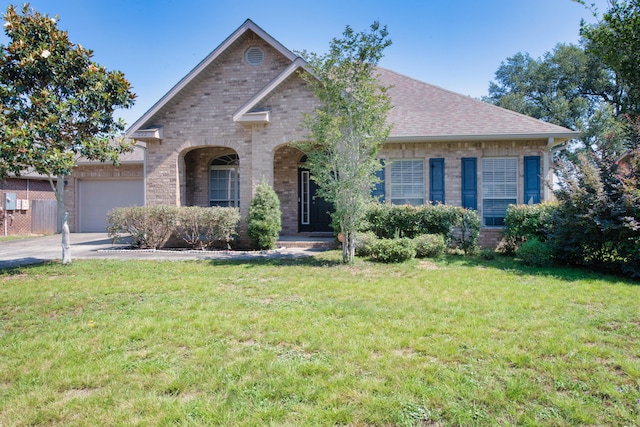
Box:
[79, 180, 144, 232]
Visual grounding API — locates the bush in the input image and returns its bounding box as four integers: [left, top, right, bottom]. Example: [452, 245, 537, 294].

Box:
[202, 207, 241, 249]
[517, 237, 553, 267]
[175, 206, 240, 249]
[413, 234, 446, 258]
[480, 248, 497, 260]
[361, 203, 480, 251]
[551, 151, 640, 279]
[354, 231, 378, 257]
[456, 209, 481, 255]
[247, 181, 282, 250]
[107, 205, 178, 249]
[369, 238, 416, 263]
[502, 203, 559, 255]
[107, 206, 240, 250]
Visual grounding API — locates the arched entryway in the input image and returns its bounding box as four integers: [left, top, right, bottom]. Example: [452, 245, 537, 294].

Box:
[273, 145, 332, 234]
[183, 147, 240, 207]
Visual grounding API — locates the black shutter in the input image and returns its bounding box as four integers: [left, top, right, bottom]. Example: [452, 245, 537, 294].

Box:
[524, 156, 541, 204]
[429, 158, 445, 204]
[461, 157, 477, 210]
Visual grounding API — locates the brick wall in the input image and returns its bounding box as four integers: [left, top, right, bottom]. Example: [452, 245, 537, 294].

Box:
[1, 178, 56, 235]
[274, 146, 304, 235]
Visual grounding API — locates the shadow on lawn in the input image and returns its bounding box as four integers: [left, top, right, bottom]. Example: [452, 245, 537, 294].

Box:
[206, 251, 344, 269]
[446, 254, 639, 285]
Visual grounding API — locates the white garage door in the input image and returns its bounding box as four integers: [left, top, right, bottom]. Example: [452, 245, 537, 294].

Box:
[78, 180, 144, 232]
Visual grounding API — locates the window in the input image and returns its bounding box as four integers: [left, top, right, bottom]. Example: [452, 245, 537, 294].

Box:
[209, 154, 240, 207]
[300, 170, 310, 225]
[390, 159, 424, 205]
[482, 157, 517, 226]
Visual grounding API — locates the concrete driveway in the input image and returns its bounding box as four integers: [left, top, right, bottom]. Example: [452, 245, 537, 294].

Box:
[0, 233, 323, 269]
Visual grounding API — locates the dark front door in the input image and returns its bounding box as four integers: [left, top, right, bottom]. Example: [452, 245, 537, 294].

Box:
[299, 168, 333, 232]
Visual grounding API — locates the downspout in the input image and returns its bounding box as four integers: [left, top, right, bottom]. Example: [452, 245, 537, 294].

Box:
[543, 137, 554, 201]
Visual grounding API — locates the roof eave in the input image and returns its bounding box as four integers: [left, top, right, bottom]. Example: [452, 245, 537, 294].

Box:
[386, 132, 579, 144]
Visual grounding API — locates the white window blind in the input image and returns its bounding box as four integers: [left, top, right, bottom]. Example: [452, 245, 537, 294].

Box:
[482, 158, 517, 226]
[390, 159, 424, 205]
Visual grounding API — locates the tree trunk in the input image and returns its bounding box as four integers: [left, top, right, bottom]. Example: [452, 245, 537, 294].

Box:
[61, 213, 71, 265]
[341, 227, 356, 264]
[55, 176, 66, 233]
[51, 175, 72, 265]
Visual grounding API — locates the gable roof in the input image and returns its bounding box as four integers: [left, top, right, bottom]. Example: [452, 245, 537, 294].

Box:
[127, 19, 578, 144]
[127, 19, 297, 135]
[378, 68, 577, 142]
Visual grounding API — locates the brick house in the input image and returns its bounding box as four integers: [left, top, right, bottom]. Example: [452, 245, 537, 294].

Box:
[1, 174, 57, 236]
[59, 19, 578, 245]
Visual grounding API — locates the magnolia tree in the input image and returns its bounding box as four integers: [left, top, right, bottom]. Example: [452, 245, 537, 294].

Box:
[0, 5, 135, 263]
[297, 22, 392, 264]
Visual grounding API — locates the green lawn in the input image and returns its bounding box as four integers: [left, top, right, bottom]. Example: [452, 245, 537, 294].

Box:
[1, 253, 639, 426]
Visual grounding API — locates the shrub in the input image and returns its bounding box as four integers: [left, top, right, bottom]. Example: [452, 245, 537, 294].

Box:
[361, 203, 480, 249]
[175, 207, 208, 249]
[369, 238, 416, 263]
[107, 205, 178, 249]
[551, 151, 640, 279]
[517, 237, 553, 267]
[202, 207, 241, 249]
[247, 181, 282, 250]
[175, 206, 240, 249]
[502, 202, 559, 255]
[107, 206, 240, 250]
[456, 209, 481, 255]
[354, 231, 378, 257]
[480, 248, 497, 260]
[413, 234, 446, 258]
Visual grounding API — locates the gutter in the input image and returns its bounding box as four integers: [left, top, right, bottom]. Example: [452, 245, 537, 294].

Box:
[386, 132, 578, 143]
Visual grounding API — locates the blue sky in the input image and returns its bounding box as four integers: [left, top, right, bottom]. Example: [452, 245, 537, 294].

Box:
[1, 0, 609, 128]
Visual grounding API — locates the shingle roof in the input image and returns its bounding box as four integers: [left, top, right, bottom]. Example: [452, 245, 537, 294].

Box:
[378, 67, 577, 142]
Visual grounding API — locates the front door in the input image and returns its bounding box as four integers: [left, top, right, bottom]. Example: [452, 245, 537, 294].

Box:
[299, 168, 333, 232]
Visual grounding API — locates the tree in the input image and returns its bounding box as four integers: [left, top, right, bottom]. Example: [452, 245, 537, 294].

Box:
[484, 44, 612, 131]
[296, 22, 392, 264]
[578, 0, 640, 120]
[0, 4, 135, 263]
[577, 0, 640, 148]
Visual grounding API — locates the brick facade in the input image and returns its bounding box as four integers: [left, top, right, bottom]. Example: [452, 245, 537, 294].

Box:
[125, 20, 574, 248]
[1, 178, 56, 236]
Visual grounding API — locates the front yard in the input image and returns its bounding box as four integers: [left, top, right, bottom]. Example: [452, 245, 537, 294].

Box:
[1, 253, 638, 426]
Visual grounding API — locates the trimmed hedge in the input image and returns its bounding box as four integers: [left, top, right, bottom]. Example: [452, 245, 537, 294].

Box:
[107, 205, 240, 250]
[107, 205, 178, 249]
[175, 206, 240, 249]
[361, 203, 479, 254]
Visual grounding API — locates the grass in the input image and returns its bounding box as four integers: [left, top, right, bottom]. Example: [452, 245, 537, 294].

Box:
[0, 234, 46, 242]
[1, 252, 639, 426]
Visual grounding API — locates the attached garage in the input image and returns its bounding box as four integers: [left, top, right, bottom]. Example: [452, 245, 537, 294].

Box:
[78, 179, 144, 232]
